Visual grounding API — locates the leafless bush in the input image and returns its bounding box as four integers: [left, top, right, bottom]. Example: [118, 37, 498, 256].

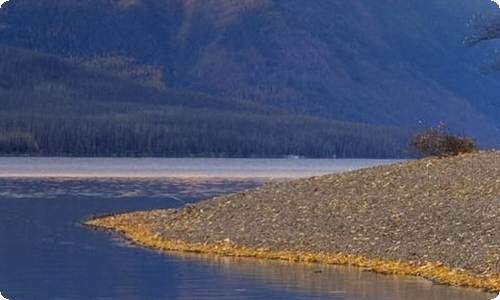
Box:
[409, 123, 475, 157]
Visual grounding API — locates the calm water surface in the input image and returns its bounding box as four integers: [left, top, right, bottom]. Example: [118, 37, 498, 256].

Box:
[0, 157, 403, 179]
[0, 158, 494, 300]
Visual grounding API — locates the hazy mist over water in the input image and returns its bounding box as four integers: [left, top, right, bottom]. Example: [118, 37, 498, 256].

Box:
[0, 157, 403, 179]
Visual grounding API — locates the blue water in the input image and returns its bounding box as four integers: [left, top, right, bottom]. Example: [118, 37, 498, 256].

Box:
[0, 159, 494, 300]
[0, 179, 270, 300]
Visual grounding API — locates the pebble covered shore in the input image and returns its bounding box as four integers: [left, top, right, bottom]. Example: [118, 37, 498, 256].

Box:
[85, 151, 500, 292]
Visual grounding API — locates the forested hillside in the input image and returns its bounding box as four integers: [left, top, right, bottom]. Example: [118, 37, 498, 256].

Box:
[0, 0, 499, 156]
[0, 46, 410, 157]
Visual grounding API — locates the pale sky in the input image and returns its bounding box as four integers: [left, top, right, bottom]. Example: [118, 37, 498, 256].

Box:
[0, 0, 7, 8]
[493, 0, 500, 8]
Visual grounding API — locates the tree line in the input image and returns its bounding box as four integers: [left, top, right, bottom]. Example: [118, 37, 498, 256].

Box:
[0, 110, 411, 158]
[0, 45, 412, 158]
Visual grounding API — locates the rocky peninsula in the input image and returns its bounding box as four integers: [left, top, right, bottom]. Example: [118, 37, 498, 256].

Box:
[85, 151, 500, 292]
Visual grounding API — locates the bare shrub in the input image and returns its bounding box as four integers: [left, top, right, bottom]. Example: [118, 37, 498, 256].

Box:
[409, 122, 475, 157]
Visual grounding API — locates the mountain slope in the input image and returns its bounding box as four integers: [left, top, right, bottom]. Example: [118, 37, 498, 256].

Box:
[0, 45, 410, 157]
[0, 0, 499, 145]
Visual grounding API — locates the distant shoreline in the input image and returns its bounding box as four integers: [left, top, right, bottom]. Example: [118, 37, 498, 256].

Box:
[85, 151, 500, 293]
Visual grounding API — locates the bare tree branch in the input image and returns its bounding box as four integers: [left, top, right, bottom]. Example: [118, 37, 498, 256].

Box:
[464, 13, 500, 46]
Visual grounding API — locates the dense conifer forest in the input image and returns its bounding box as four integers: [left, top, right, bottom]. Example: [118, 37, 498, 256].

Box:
[0, 46, 411, 158]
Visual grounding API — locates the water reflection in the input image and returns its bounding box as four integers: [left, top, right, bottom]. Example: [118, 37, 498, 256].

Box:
[161, 253, 493, 300]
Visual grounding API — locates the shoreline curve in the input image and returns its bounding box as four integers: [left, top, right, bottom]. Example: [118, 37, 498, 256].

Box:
[84, 151, 500, 293]
[83, 213, 500, 293]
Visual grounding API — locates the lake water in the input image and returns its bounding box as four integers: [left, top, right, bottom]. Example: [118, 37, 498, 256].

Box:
[0, 158, 494, 300]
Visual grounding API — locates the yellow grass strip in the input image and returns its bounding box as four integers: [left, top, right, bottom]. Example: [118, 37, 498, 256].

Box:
[84, 215, 500, 293]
